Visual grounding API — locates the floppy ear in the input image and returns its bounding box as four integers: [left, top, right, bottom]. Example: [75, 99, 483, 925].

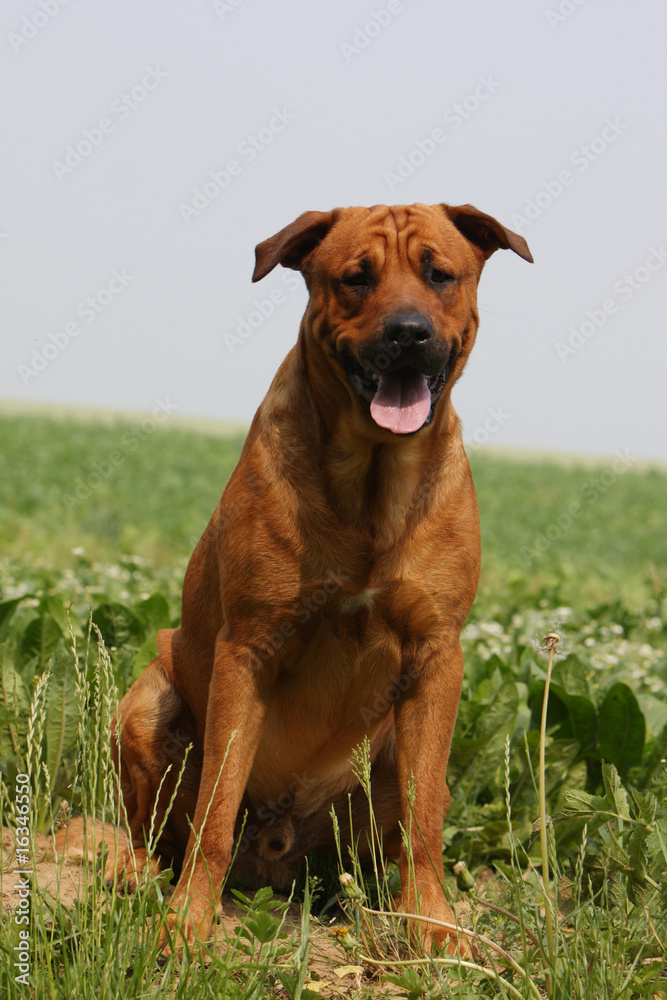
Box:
[252, 210, 338, 282]
[442, 203, 533, 263]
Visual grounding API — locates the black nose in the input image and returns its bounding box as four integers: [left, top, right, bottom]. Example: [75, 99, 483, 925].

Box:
[383, 312, 433, 346]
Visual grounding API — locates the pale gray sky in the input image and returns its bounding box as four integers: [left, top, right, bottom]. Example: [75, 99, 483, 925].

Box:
[2, 0, 666, 457]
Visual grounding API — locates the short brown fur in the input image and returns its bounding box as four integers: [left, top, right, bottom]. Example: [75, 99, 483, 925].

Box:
[109, 202, 532, 951]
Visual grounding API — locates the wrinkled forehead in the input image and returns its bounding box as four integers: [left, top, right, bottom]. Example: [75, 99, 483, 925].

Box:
[316, 204, 477, 270]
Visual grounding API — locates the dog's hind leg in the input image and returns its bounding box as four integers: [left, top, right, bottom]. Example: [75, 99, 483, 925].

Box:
[106, 641, 202, 888]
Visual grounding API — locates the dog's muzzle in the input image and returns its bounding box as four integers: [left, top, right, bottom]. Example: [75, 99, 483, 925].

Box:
[341, 313, 452, 435]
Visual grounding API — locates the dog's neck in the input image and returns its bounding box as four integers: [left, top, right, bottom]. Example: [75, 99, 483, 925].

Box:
[270, 338, 465, 545]
[321, 402, 461, 541]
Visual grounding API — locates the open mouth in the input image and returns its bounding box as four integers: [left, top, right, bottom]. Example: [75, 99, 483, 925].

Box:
[342, 354, 448, 435]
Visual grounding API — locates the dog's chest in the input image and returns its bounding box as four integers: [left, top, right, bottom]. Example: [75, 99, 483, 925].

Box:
[277, 584, 405, 704]
[248, 578, 442, 808]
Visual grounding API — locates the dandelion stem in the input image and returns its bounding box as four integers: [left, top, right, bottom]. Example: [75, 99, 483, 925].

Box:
[539, 633, 558, 993]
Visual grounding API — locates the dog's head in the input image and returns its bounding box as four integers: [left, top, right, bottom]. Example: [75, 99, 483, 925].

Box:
[253, 203, 532, 437]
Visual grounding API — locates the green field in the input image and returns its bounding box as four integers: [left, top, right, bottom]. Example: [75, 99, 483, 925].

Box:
[1, 411, 666, 998]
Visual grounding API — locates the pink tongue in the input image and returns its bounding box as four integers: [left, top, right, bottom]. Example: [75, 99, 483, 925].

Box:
[370, 369, 431, 434]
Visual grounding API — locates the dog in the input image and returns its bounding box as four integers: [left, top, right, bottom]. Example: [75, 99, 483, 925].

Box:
[108, 202, 532, 952]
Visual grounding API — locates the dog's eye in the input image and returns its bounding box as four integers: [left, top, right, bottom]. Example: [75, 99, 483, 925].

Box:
[429, 267, 454, 285]
[341, 272, 370, 288]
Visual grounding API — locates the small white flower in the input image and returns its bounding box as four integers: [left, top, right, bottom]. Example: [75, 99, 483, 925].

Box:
[584, 637, 596, 647]
[480, 621, 505, 637]
[610, 623, 624, 635]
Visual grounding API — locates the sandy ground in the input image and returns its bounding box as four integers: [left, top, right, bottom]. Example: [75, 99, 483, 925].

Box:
[1, 818, 418, 995]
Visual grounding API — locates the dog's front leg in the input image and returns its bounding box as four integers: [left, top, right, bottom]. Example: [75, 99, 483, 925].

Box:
[394, 641, 467, 955]
[163, 640, 269, 949]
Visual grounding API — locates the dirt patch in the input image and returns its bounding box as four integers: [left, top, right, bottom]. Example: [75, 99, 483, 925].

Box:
[1, 819, 121, 914]
[2, 818, 474, 996]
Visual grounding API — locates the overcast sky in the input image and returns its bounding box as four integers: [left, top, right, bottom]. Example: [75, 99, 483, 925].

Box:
[2, 0, 666, 458]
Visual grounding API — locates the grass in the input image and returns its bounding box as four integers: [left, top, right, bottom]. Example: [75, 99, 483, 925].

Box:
[0, 410, 666, 997]
[1, 412, 666, 605]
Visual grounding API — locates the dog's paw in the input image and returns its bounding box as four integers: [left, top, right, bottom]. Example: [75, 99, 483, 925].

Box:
[430, 922, 473, 959]
[104, 845, 160, 891]
[157, 893, 222, 955]
[399, 883, 472, 958]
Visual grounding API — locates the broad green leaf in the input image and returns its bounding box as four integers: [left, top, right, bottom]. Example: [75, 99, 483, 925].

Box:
[552, 654, 591, 698]
[601, 762, 630, 820]
[554, 787, 621, 833]
[630, 787, 657, 827]
[384, 967, 429, 998]
[244, 909, 282, 944]
[530, 682, 597, 755]
[449, 729, 506, 801]
[554, 686, 598, 754]
[19, 614, 62, 671]
[0, 597, 29, 640]
[134, 593, 171, 631]
[250, 885, 278, 910]
[39, 596, 72, 636]
[477, 681, 519, 737]
[92, 602, 145, 649]
[0, 640, 30, 759]
[599, 684, 645, 778]
[646, 818, 667, 866]
[44, 641, 80, 793]
[544, 739, 582, 793]
[132, 633, 158, 682]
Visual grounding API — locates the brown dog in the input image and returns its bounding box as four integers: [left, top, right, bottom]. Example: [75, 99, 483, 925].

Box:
[109, 202, 532, 951]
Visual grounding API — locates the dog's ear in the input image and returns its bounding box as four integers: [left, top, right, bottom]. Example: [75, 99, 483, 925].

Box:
[253, 210, 338, 282]
[442, 203, 533, 263]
